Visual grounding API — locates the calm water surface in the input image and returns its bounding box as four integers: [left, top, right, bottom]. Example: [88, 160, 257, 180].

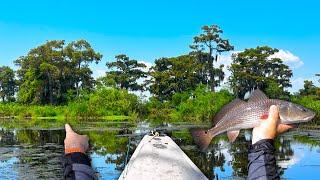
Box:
[0, 121, 320, 179]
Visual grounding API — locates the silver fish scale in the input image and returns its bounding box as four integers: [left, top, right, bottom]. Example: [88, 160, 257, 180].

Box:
[208, 99, 284, 137]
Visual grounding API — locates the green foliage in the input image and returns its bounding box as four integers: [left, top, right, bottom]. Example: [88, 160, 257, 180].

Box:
[145, 85, 234, 123]
[32, 106, 62, 117]
[0, 87, 140, 121]
[86, 130, 128, 155]
[89, 87, 138, 116]
[65, 87, 140, 120]
[293, 135, 320, 147]
[1, 25, 319, 125]
[291, 95, 320, 124]
[299, 80, 319, 97]
[229, 46, 292, 99]
[0, 103, 22, 117]
[190, 24, 234, 91]
[15, 40, 102, 105]
[0, 103, 64, 119]
[106, 54, 147, 91]
[96, 75, 117, 89]
[171, 86, 234, 122]
[144, 97, 173, 123]
[265, 80, 290, 100]
[0, 66, 16, 102]
[148, 55, 203, 101]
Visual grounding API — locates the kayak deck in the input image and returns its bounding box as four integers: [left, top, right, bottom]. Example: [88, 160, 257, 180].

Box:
[118, 135, 208, 180]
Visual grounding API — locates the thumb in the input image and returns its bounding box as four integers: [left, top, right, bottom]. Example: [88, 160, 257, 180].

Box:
[65, 124, 75, 134]
[267, 105, 280, 127]
[81, 135, 89, 141]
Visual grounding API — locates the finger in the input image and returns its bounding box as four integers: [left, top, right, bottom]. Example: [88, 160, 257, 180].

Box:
[80, 135, 89, 150]
[84, 141, 89, 151]
[277, 124, 295, 134]
[267, 105, 280, 127]
[81, 135, 89, 141]
[65, 124, 75, 134]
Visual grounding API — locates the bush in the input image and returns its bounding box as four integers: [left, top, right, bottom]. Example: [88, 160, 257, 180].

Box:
[0, 87, 141, 121]
[0, 103, 30, 117]
[66, 87, 140, 120]
[171, 86, 234, 122]
[291, 95, 320, 124]
[145, 85, 234, 123]
[145, 97, 173, 123]
[33, 106, 60, 117]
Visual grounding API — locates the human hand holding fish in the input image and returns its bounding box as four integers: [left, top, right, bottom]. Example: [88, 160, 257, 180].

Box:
[252, 105, 295, 144]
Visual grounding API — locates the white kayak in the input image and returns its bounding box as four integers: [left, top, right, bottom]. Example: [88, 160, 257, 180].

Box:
[119, 134, 208, 180]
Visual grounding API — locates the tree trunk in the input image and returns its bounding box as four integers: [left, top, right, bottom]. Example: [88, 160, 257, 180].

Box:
[76, 82, 79, 97]
[48, 73, 54, 105]
[208, 48, 215, 92]
[76, 61, 81, 97]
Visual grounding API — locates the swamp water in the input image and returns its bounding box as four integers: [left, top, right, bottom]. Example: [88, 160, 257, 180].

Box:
[1, 120, 320, 180]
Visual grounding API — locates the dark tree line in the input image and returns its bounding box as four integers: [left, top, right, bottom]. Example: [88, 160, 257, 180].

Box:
[229, 46, 293, 99]
[1, 24, 317, 105]
[147, 25, 234, 101]
[106, 54, 147, 91]
[299, 80, 320, 97]
[148, 55, 203, 101]
[14, 40, 102, 104]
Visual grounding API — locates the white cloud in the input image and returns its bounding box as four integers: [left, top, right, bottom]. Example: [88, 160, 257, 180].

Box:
[277, 143, 306, 168]
[136, 61, 153, 100]
[269, 49, 303, 68]
[213, 52, 235, 90]
[277, 153, 302, 168]
[290, 77, 305, 93]
[92, 67, 107, 79]
[214, 50, 307, 93]
[91, 60, 153, 100]
[136, 61, 153, 84]
[92, 60, 153, 79]
[138, 60, 153, 72]
[290, 76, 320, 93]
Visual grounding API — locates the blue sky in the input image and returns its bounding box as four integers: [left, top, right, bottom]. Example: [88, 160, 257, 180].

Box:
[0, 0, 319, 92]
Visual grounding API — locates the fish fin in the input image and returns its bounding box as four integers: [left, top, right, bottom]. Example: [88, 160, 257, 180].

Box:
[190, 129, 214, 151]
[213, 98, 245, 125]
[248, 89, 268, 103]
[227, 130, 240, 142]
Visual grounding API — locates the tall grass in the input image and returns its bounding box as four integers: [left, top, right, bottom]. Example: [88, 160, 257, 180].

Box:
[0, 87, 141, 121]
[2, 88, 319, 124]
[0, 103, 65, 119]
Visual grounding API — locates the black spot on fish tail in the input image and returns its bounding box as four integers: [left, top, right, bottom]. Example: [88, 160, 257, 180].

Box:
[190, 128, 214, 151]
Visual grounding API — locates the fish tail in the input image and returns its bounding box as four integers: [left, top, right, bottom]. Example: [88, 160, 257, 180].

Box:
[190, 128, 214, 151]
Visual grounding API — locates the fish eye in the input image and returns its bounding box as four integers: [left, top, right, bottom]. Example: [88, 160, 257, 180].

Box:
[298, 106, 307, 112]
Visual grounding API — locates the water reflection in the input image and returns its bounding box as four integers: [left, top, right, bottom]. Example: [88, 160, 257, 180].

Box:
[1, 122, 320, 180]
[0, 128, 64, 179]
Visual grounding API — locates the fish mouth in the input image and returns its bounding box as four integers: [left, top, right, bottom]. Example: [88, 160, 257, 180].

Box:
[303, 113, 316, 121]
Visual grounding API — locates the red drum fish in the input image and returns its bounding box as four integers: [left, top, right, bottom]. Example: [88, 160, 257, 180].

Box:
[191, 89, 316, 151]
